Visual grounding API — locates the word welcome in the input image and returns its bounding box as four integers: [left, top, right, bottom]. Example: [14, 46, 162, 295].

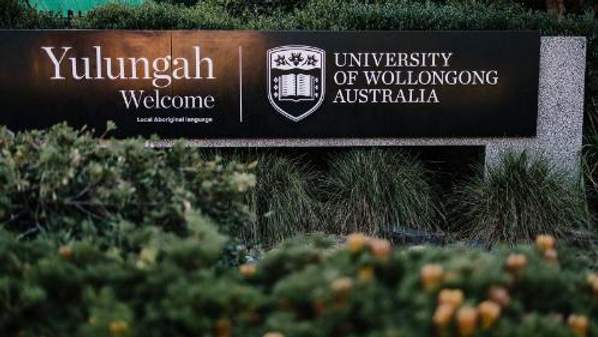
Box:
[120, 90, 215, 110]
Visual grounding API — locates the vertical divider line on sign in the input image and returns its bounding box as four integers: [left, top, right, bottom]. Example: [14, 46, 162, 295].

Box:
[239, 45, 244, 123]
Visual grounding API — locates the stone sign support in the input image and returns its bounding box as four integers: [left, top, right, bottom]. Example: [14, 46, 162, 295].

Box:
[484, 37, 586, 174]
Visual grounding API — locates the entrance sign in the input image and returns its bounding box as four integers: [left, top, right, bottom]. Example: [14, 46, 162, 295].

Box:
[0, 31, 540, 138]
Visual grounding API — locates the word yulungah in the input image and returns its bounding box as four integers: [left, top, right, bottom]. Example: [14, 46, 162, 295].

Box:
[41, 45, 216, 88]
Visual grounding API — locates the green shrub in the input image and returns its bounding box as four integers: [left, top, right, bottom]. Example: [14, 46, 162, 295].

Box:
[7, 0, 591, 35]
[0, 0, 64, 28]
[258, 0, 594, 32]
[71, 1, 241, 29]
[0, 124, 256, 242]
[584, 107, 598, 223]
[323, 148, 443, 236]
[153, 0, 199, 6]
[2, 225, 598, 337]
[0, 212, 234, 336]
[252, 153, 322, 247]
[0, 0, 28, 27]
[220, 0, 310, 16]
[449, 152, 590, 245]
[434, 0, 593, 13]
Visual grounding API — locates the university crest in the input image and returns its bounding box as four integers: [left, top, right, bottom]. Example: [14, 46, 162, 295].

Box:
[267, 45, 325, 122]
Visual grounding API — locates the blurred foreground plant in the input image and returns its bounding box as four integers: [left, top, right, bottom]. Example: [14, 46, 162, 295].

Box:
[2, 226, 598, 337]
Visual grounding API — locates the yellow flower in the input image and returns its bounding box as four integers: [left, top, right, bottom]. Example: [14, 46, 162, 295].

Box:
[478, 301, 501, 329]
[433, 303, 456, 329]
[535, 234, 556, 252]
[368, 238, 392, 259]
[488, 286, 511, 307]
[58, 245, 73, 259]
[331, 277, 354, 295]
[346, 233, 369, 253]
[505, 254, 527, 274]
[263, 332, 285, 337]
[213, 318, 232, 337]
[438, 289, 464, 308]
[586, 273, 598, 296]
[239, 263, 257, 278]
[421, 264, 444, 291]
[568, 314, 589, 337]
[543, 248, 558, 264]
[358, 266, 375, 283]
[109, 320, 129, 337]
[456, 306, 478, 337]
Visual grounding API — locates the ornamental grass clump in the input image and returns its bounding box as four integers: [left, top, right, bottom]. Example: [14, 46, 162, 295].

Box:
[583, 110, 598, 221]
[449, 152, 590, 246]
[324, 148, 443, 236]
[253, 153, 321, 246]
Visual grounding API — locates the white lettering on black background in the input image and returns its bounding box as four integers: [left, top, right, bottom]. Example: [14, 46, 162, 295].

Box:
[0, 31, 540, 139]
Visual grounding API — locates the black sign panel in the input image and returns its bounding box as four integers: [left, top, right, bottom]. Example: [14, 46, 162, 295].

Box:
[0, 31, 540, 138]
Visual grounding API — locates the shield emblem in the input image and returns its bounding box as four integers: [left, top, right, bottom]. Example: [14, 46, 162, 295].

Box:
[267, 45, 325, 122]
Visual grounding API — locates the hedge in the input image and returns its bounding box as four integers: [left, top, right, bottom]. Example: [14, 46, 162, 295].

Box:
[2, 224, 598, 337]
[3, 1, 596, 41]
[0, 123, 256, 243]
[20, 2, 598, 46]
